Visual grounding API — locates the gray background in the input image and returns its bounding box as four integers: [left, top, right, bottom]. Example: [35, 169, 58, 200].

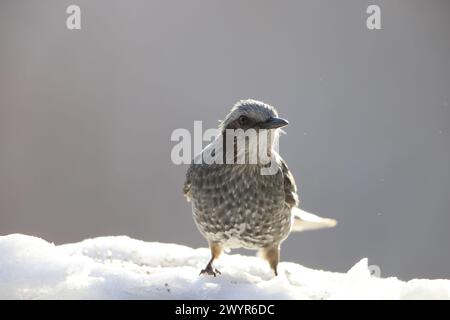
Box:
[1, 0, 449, 280]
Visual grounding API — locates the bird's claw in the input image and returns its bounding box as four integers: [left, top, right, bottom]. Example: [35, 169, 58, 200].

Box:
[199, 265, 221, 277]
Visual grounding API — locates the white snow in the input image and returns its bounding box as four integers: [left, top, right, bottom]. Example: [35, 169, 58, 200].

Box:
[0, 234, 449, 299]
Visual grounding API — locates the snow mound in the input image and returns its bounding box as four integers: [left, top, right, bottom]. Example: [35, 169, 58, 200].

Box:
[0, 234, 449, 299]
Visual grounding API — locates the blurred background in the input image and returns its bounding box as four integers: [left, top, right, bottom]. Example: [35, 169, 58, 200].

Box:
[1, 0, 449, 280]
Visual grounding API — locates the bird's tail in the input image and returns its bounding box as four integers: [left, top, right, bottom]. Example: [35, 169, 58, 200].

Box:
[291, 207, 337, 232]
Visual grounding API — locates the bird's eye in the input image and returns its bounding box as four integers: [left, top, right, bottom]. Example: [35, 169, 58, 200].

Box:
[238, 115, 248, 125]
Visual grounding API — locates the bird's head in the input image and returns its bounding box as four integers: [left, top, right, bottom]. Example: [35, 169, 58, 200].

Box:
[215, 100, 288, 166]
[219, 99, 288, 131]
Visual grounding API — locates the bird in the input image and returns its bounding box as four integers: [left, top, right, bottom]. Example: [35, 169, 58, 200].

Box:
[183, 99, 337, 276]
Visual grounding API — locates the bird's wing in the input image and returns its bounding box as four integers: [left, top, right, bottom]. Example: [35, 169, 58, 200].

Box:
[183, 166, 192, 202]
[279, 157, 337, 232]
[279, 157, 299, 208]
[291, 207, 337, 232]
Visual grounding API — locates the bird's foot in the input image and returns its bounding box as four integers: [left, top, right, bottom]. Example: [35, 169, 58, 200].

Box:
[199, 264, 221, 277]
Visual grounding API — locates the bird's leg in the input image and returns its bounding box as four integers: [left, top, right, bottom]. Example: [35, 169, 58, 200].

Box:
[200, 242, 222, 277]
[261, 245, 280, 276]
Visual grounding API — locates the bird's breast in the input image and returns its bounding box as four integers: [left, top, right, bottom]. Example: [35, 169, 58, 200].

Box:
[190, 164, 292, 248]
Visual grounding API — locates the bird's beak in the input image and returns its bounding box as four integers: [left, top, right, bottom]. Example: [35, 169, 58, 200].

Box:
[259, 117, 289, 129]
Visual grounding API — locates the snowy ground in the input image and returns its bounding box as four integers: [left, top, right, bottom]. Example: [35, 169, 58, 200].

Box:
[0, 234, 449, 299]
